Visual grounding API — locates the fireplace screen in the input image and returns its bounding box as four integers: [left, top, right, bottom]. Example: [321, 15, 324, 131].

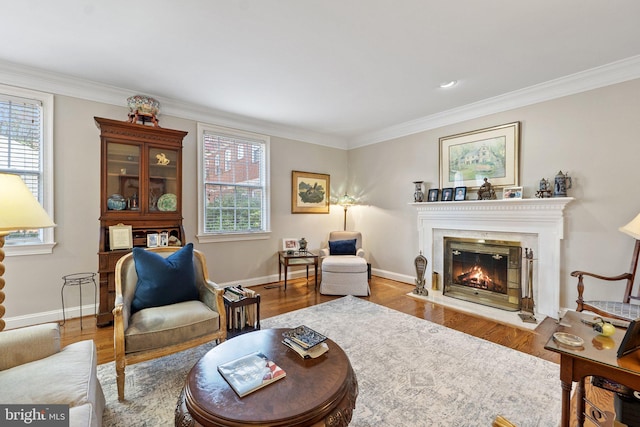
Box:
[443, 238, 522, 311]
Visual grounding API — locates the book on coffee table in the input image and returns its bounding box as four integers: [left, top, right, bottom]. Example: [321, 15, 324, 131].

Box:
[217, 352, 286, 397]
[282, 338, 329, 359]
[282, 325, 327, 350]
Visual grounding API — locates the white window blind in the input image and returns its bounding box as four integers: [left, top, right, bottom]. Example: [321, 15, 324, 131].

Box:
[0, 87, 53, 249]
[197, 123, 270, 240]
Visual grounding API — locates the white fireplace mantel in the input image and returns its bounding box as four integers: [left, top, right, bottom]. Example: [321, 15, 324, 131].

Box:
[412, 198, 574, 319]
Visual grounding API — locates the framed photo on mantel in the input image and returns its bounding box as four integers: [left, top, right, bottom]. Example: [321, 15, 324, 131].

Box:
[439, 122, 520, 190]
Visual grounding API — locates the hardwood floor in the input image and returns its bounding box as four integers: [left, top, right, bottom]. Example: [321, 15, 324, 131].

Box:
[59, 275, 619, 426]
[60, 275, 559, 365]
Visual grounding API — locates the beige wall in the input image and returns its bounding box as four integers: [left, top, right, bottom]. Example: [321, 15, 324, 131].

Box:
[5, 78, 640, 327]
[349, 78, 640, 311]
[4, 95, 348, 328]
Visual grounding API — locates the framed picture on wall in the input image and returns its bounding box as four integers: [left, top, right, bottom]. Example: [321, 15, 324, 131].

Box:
[291, 170, 330, 214]
[439, 122, 520, 190]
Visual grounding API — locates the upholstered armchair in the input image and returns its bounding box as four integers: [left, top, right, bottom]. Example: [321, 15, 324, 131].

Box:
[319, 231, 370, 296]
[113, 244, 226, 401]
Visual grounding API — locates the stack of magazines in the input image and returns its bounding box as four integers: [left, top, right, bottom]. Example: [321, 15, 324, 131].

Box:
[282, 325, 329, 359]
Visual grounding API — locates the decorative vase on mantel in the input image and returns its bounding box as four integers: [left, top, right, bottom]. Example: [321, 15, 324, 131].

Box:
[413, 181, 424, 202]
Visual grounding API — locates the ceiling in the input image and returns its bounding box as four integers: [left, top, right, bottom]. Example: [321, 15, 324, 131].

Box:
[2, 1, 640, 148]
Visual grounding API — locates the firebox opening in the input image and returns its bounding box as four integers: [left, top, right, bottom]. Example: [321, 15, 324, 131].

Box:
[443, 238, 522, 312]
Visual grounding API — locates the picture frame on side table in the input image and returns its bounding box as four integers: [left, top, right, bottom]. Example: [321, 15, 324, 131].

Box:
[454, 186, 467, 201]
[439, 122, 520, 190]
[147, 233, 159, 248]
[291, 170, 330, 214]
[282, 238, 300, 252]
[502, 186, 523, 199]
[441, 188, 453, 201]
[109, 223, 133, 250]
[427, 188, 439, 202]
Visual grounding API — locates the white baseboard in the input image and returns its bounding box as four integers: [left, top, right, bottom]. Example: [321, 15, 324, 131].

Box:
[371, 268, 413, 285]
[4, 303, 97, 330]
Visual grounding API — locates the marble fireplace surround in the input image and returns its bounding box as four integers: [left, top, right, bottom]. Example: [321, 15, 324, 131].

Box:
[413, 198, 574, 324]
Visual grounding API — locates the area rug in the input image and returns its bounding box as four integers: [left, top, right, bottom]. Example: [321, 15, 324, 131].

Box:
[97, 296, 560, 426]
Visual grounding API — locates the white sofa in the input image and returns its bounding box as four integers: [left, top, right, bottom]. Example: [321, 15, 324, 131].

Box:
[0, 323, 105, 427]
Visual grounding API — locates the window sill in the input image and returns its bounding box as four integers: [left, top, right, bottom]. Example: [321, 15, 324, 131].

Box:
[197, 231, 271, 243]
[4, 242, 57, 256]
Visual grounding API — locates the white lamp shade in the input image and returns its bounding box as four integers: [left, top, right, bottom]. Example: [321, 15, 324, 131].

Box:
[0, 173, 56, 232]
[619, 212, 640, 240]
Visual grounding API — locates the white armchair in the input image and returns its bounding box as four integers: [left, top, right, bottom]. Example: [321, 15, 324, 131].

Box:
[319, 231, 370, 296]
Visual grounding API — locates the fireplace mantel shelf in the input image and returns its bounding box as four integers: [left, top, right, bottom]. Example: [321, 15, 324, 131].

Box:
[411, 197, 574, 211]
[413, 197, 574, 319]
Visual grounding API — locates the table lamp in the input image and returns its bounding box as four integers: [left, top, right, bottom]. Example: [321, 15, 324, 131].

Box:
[620, 212, 640, 240]
[0, 173, 56, 331]
[338, 193, 356, 231]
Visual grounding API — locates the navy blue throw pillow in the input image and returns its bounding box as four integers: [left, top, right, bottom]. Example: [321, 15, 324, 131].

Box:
[328, 239, 357, 255]
[131, 243, 198, 313]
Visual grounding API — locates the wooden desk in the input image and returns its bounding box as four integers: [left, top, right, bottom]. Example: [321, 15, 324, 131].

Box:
[176, 328, 358, 427]
[278, 251, 318, 290]
[544, 310, 640, 426]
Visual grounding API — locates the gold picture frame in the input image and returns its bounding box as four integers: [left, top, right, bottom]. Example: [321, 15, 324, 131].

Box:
[439, 122, 520, 190]
[109, 223, 133, 250]
[291, 170, 330, 214]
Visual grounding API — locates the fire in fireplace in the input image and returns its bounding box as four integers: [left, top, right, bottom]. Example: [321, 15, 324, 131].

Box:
[443, 237, 522, 311]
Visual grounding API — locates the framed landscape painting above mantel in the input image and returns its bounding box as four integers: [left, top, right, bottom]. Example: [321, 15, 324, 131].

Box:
[439, 122, 520, 190]
[291, 170, 330, 214]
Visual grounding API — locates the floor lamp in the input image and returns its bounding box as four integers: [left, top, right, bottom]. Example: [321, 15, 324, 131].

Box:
[0, 173, 56, 331]
[338, 193, 356, 231]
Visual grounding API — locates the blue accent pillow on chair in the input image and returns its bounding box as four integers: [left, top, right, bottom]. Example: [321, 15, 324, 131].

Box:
[328, 239, 357, 255]
[131, 243, 198, 313]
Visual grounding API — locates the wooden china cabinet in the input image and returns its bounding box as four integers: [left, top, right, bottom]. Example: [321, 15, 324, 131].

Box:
[95, 117, 188, 326]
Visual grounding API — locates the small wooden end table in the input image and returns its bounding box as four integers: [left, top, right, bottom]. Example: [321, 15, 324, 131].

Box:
[544, 310, 640, 426]
[175, 328, 358, 427]
[278, 251, 319, 290]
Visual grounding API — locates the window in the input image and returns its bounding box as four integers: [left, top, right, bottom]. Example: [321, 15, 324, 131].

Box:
[197, 123, 270, 242]
[0, 84, 54, 254]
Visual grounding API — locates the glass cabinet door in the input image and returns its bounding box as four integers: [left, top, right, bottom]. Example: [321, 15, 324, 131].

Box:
[148, 147, 178, 212]
[106, 143, 140, 211]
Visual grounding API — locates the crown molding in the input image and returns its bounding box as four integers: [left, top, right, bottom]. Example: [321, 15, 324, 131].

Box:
[2, 56, 639, 151]
[349, 55, 640, 149]
[0, 60, 347, 149]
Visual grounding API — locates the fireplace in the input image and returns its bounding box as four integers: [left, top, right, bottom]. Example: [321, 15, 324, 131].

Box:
[443, 238, 522, 311]
[413, 198, 574, 320]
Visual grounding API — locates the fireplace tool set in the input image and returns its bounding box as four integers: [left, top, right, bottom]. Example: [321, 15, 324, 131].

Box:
[519, 248, 537, 323]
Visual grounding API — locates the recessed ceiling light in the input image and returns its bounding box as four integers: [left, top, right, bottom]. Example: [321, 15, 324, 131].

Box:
[439, 80, 458, 89]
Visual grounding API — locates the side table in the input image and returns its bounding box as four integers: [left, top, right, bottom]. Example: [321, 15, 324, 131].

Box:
[545, 310, 640, 426]
[60, 272, 97, 329]
[278, 251, 318, 290]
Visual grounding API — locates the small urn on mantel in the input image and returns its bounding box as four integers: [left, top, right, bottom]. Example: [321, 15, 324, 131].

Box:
[413, 181, 424, 202]
[553, 171, 572, 197]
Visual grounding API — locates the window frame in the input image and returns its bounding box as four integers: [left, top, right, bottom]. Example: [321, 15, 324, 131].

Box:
[0, 84, 55, 256]
[196, 122, 270, 243]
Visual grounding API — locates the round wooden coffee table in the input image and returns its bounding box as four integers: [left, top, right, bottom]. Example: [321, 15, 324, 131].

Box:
[175, 328, 358, 427]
